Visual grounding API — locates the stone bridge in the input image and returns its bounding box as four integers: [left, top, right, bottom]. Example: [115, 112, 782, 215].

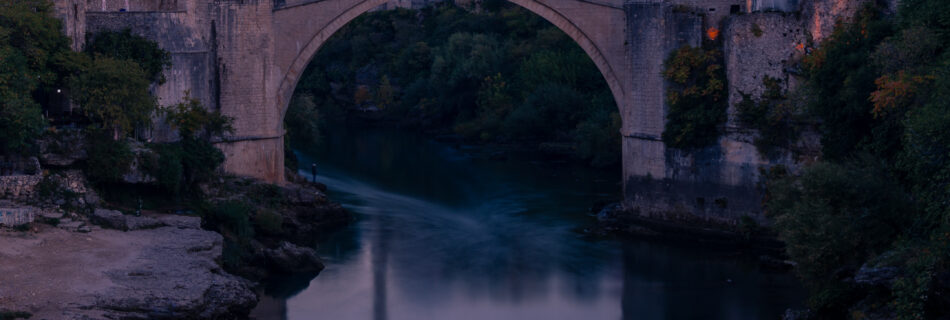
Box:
[53, 0, 855, 226]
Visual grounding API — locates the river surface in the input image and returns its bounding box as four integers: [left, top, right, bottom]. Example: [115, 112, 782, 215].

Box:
[252, 127, 805, 320]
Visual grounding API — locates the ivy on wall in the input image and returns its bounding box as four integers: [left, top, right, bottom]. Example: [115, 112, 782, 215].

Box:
[661, 44, 728, 150]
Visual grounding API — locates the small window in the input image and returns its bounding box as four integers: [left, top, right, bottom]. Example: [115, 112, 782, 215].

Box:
[730, 4, 741, 13]
[709, 7, 716, 11]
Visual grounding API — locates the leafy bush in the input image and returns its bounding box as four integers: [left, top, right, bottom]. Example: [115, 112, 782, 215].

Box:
[802, 5, 894, 160]
[284, 93, 323, 144]
[203, 200, 254, 239]
[85, 29, 172, 84]
[142, 143, 184, 195]
[766, 2, 950, 317]
[69, 56, 157, 139]
[83, 130, 133, 184]
[163, 94, 233, 140]
[661, 45, 728, 150]
[0, 94, 45, 155]
[0, 0, 76, 155]
[179, 137, 225, 185]
[735, 76, 800, 157]
[254, 209, 284, 236]
[766, 160, 911, 313]
[140, 95, 232, 195]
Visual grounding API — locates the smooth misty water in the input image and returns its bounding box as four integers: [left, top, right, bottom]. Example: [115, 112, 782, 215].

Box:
[251, 127, 805, 320]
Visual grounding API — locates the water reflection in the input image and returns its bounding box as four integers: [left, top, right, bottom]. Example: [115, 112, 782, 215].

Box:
[252, 128, 804, 320]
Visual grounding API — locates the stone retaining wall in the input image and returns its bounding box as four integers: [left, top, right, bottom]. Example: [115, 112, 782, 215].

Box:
[0, 158, 43, 199]
[0, 208, 35, 227]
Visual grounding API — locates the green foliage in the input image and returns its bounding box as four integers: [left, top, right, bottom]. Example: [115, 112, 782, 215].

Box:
[35, 173, 79, 204]
[284, 93, 323, 144]
[138, 95, 231, 195]
[248, 183, 284, 208]
[0, 0, 77, 155]
[285, 3, 620, 166]
[802, 6, 895, 160]
[0, 92, 45, 155]
[573, 103, 622, 167]
[0, 310, 32, 320]
[0, 0, 72, 89]
[163, 93, 233, 140]
[142, 143, 184, 195]
[769, 1, 950, 316]
[736, 76, 800, 157]
[69, 56, 157, 139]
[85, 29, 171, 84]
[661, 45, 728, 150]
[751, 23, 764, 37]
[203, 200, 254, 239]
[202, 200, 254, 270]
[83, 130, 133, 184]
[179, 137, 225, 185]
[767, 160, 910, 311]
[254, 209, 284, 236]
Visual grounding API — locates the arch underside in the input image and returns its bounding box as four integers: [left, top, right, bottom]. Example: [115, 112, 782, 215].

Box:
[272, 0, 627, 122]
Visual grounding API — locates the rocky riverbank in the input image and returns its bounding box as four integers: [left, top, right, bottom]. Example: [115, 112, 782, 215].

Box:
[0, 214, 256, 319]
[590, 203, 789, 255]
[0, 160, 353, 319]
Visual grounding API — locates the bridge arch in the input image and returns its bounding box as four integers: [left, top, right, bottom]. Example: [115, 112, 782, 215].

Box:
[272, 0, 628, 122]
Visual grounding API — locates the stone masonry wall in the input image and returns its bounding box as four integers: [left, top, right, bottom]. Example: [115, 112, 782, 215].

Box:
[53, 0, 88, 51]
[623, 3, 772, 227]
[723, 12, 806, 128]
[0, 159, 43, 200]
[212, 0, 286, 182]
[86, 0, 185, 12]
[622, 0, 866, 227]
[84, 2, 215, 142]
[0, 207, 35, 227]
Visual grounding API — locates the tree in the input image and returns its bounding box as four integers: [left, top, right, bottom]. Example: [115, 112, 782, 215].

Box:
[0, 47, 45, 154]
[164, 93, 233, 140]
[162, 94, 233, 188]
[766, 160, 910, 313]
[0, 0, 77, 154]
[375, 75, 395, 110]
[69, 56, 157, 140]
[85, 29, 172, 84]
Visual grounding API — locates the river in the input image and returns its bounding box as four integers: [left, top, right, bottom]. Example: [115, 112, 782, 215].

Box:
[252, 127, 806, 320]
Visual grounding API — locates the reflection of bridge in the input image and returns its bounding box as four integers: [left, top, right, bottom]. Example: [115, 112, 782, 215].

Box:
[53, 0, 825, 225]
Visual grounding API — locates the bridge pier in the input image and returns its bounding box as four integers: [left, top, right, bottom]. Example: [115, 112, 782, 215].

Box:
[217, 136, 286, 185]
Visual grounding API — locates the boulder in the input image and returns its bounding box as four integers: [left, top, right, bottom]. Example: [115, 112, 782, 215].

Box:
[264, 241, 325, 273]
[37, 131, 87, 167]
[91, 209, 165, 231]
[854, 265, 900, 287]
[154, 214, 202, 229]
[782, 308, 812, 320]
[93, 227, 258, 319]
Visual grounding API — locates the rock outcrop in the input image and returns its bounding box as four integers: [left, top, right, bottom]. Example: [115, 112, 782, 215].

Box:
[93, 225, 257, 319]
[264, 241, 325, 273]
[0, 215, 257, 319]
[90, 208, 166, 231]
